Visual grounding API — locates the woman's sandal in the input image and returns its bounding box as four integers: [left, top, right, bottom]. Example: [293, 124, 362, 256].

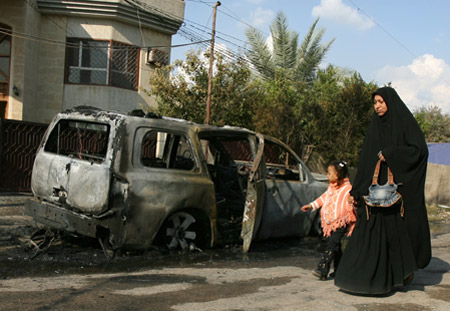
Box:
[403, 273, 414, 286]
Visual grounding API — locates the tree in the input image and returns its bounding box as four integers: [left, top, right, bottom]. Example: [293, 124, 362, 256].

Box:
[244, 12, 334, 156]
[253, 72, 301, 150]
[332, 73, 377, 164]
[146, 50, 264, 128]
[146, 26, 379, 172]
[298, 66, 377, 166]
[245, 12, 334, 84]
[414, 106, 450, 142]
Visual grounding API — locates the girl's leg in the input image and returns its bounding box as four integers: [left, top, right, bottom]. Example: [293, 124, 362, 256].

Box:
[314, 250, 334, 280]
[314, 227, 347, 280]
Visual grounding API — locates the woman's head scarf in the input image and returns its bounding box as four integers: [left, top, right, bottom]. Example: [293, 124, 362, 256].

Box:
[351, 86, 428, 198]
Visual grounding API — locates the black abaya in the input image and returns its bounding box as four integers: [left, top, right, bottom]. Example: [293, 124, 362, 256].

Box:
[335, 86, 431, 294]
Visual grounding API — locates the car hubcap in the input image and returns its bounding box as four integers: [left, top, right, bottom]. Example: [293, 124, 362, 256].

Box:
[165, 212, 197, 250]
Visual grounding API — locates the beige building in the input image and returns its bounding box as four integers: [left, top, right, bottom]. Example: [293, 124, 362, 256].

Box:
[0, 0, 185, 123]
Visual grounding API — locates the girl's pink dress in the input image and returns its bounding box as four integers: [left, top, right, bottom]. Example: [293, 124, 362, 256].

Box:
[310, 178, 356, 237]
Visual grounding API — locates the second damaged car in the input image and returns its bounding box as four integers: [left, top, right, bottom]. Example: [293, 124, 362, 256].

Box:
[25, 106, 327, 255]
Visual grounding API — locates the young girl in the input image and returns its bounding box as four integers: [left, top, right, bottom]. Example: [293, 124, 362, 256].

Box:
[301, 161, 356, 280]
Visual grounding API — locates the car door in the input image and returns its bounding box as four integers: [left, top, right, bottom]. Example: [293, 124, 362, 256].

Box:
[31, 117, 113, 215]
[255, 137, 325, 240]
[241, 133, 266, 252]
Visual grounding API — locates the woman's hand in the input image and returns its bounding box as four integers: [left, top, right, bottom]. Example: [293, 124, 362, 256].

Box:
[301, 204, 312, 212]
[378, 151, 386, 162]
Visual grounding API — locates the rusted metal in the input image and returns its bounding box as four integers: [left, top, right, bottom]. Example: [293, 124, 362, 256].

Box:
[241, 133, 265, 253]
[24, 107, 327, 254]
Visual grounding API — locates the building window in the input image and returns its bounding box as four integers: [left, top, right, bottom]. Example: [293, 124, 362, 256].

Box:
[66, 39, 139, 90]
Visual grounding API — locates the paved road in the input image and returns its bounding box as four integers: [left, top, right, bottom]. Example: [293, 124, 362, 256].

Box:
[0, 194, 449, 311]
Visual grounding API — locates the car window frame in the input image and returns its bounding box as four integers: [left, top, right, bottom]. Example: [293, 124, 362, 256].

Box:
[262, 137, 307, 183]
[133, 126, 199, 172]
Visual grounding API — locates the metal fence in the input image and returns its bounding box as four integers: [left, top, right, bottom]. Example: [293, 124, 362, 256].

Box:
[0, 118, 48, 192]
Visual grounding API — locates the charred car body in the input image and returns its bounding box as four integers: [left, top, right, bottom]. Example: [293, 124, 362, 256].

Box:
[25, 106, 326, 253]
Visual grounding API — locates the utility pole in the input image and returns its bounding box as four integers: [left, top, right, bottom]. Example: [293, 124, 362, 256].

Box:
[205, 1, 221, 124]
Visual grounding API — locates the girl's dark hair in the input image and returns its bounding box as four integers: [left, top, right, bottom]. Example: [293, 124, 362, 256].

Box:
[330, 160, 349, 183]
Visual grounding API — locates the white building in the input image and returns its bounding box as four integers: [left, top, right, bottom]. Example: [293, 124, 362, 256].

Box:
[0, 0, 185, 123]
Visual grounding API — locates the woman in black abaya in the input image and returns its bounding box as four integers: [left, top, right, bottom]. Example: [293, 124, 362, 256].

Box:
[334, 86, 431, 294]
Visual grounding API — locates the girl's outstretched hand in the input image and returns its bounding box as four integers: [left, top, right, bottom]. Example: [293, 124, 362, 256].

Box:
[301, 204, 312, 212]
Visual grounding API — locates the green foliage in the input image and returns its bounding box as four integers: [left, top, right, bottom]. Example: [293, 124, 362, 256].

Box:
[245, 12, 334, 156]
[414, 106, 450, 142]
[146, 12, 383, 171]
[253, 72, 302, 152]
[250, 66, 377, 166]
[297, 66, 377, 166]
[145, 52, 207, 123]
[270, 12, 298, 71]
[245, 12, 334, 84]
[295, 19, 334, 83]
[146, 50, 264, 128]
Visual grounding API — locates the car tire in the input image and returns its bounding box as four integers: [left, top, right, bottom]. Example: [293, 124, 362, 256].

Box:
[161, 211, 210, 251]
[312, 213, 323, 236]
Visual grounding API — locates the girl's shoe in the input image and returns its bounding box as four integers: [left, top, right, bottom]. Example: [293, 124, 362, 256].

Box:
[312, 269, 327, 280]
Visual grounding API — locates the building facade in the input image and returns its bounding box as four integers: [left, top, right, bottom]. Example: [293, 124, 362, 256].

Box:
[0, 0, 185, 123]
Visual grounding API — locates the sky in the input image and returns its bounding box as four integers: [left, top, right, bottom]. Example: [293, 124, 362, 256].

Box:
[170, 0, 450, 114]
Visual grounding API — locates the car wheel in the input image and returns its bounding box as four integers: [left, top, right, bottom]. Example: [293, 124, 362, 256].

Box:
[312, 214, 323, 236]
[162, 211, 209, 251]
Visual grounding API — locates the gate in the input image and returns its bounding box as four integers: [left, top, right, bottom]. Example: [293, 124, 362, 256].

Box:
[0, 118, 48, 192]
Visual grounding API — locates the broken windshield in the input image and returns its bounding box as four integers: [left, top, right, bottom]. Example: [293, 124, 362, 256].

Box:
[44, 119, 110, 163]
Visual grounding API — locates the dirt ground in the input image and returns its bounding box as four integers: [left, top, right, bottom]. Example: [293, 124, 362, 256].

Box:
[1, 194, 450, 311]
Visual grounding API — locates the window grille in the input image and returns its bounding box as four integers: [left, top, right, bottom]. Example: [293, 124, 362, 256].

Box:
[66, 39, 139, 90]
[111, 42, 139, 89]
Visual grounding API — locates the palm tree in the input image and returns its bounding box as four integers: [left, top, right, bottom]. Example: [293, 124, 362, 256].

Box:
[245, 12, 334, 83]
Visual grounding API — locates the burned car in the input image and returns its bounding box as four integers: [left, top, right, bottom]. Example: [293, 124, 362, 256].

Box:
[25, 106, 327, 254]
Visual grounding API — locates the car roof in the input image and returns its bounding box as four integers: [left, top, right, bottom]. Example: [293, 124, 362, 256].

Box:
[59, 106, 256, 136]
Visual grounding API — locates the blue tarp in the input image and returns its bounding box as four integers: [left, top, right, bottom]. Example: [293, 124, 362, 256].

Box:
[427, 143, 450, 166]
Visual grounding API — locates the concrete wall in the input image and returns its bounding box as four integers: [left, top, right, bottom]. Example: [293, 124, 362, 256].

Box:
[425, 163, 450, 207]
[63, 85, 146, 112]
[26, 15, 67, 123]
[60, 17, 172, 115]
[145, 0, 185, 19]
[22, 0, 42, 122]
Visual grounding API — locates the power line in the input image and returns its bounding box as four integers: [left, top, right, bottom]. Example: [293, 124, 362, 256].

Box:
[0, 27, 209, 50]
[175, 1, 311, 82]
[184, 0, 270, 49]
[123, 0, 262, 70]
[345, 0, 450, 88]
[18, 0, 280, 82]
[2, 0, 272, 82]
[196, 0, 270, 37]
[345, 0, 417, 59]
